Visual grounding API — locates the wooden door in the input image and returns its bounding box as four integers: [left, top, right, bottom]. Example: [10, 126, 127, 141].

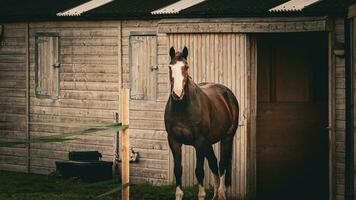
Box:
[256, 33, 329, 200]
[168, 33, 249, 196]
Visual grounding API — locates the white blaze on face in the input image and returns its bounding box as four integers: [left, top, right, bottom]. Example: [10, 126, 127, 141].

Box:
[170, 61, 185, 97]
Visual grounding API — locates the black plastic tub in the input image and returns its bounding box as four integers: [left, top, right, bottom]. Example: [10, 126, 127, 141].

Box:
[68, 151, 102, 161]
[55, 160, 113, 182]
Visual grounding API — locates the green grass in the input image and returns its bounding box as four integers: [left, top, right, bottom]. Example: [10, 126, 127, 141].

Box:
[0, 171, 244, 200]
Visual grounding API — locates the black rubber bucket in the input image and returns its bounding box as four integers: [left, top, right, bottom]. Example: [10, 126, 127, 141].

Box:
[55, 160, 113, 182]
[68, 151, 102, 161]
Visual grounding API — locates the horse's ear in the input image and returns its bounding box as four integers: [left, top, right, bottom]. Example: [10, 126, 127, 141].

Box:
[182, 46, 188, 59]
[169, 47, 175, 60]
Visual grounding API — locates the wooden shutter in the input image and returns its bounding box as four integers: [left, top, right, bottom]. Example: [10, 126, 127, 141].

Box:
[35, 33, 59, 99]
[129, 35, 157, 100]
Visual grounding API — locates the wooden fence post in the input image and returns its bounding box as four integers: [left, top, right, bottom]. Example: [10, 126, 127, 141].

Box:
[120, 88, 130, 200]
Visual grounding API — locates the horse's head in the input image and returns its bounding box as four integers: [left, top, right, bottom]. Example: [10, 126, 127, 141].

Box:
[169, 46, 189, 100]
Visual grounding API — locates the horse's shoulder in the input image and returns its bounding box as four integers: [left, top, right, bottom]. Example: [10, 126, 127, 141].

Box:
[198, 82, 213, 87]
[198, 82, 229, 93]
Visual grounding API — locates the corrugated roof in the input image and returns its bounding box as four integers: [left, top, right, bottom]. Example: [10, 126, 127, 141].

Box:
[151, 0, 206, 15]
[57, 0, 113, 16]
[179, 0, 344, 17]
[81, 0, 179, 19]
[0, 0, 346, 22]
[269, 0, 322, 12]
[179, 0, 289, 17]
[0, 0, 90, 22]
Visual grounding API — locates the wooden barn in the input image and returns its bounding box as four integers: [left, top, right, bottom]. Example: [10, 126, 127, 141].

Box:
[0, 0, 353, 199]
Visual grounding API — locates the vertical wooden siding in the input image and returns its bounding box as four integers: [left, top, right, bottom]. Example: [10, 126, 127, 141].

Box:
[168, 33, 248, 196]
[334, 18, 346, 200]
[0, 23, 28, 172]
[28, 21, 120, 174]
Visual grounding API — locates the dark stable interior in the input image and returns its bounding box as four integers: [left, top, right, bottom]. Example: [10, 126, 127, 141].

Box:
[256, 33, 329, 200]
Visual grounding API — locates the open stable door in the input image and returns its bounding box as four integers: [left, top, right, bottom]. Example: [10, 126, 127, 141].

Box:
[256, 33, 329, 200]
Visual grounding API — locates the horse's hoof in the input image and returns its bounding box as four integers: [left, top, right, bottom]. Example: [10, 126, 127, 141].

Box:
[198, 192, 206, 200]
[175, 194, 183, 200]
[198, 191, 206, 200]
[217, 189, 226, 200]
[175, 186, 184, 200]
[217, 195, 226, 200]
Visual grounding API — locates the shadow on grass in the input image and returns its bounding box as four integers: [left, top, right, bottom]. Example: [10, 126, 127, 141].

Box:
[0, 171, 246, 200]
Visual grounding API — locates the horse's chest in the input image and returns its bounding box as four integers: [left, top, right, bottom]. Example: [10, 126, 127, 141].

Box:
[168, 122, 198, 144]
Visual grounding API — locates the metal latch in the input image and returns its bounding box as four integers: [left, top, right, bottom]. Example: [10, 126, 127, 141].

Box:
[53, 62, 61, 68]
[150, 64, 158, 71]
[118, 148, 139, 163]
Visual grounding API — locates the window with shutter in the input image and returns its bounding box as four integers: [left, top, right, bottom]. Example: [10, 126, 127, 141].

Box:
[129, 35, 157, 100]
[35, 33, 60, 99]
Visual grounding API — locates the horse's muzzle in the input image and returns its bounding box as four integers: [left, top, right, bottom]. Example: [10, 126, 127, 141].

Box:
[171, 91, 184, 100]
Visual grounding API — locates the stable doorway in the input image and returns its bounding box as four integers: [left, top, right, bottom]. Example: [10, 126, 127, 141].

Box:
[256, 33, 329, 200]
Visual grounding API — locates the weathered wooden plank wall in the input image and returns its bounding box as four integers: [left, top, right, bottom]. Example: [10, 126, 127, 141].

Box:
[0, 23, 28, 173]
[168, 33, 249, 196]
[28, 21, 120, 174]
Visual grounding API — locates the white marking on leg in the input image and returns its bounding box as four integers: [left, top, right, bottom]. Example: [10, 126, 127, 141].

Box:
[198, 184, 206, 200]
[212, 174, 220, 200]
[175, 186, 184, 200]
[218, 173, 227, 200]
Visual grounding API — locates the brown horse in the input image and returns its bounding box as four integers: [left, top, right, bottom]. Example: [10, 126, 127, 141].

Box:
[164, 47, 239, 200]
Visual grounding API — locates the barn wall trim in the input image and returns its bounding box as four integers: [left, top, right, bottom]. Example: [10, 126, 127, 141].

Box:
[129, 31, 157, 36]
[25, 22, 30, 173]
[328, 30, 336, 200]
[246, 35, 257, 198]
[344, 15, 355, 200]
[158, 17, 330, 33]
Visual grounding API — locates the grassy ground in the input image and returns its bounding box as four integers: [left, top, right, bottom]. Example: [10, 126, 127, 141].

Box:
[0, 171, 243, 200]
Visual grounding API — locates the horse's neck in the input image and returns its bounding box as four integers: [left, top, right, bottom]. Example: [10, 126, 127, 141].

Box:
[186, 77, 199, 97]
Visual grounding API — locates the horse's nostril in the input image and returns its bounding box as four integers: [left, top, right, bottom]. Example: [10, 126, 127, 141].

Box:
[172, 91, 183, 100]
[173, 89, 183, 97]
[172, 92, 179, 98]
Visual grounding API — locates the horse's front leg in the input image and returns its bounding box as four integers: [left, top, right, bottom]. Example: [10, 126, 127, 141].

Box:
[205, 145, 220, 200]
[195, 147, 206, 200]
[218, 137, 234, 200]
[168, 137, 183, 200]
